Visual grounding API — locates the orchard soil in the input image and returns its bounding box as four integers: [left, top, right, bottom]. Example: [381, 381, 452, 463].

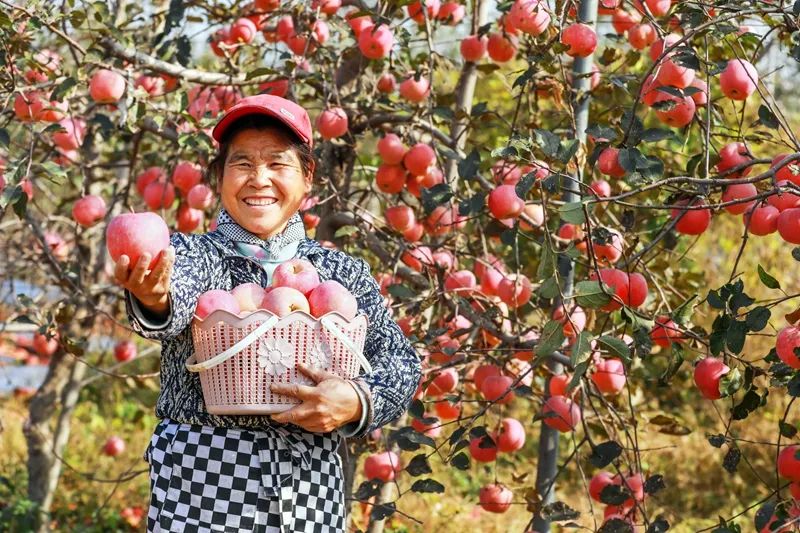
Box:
[0, 215, 796, 532]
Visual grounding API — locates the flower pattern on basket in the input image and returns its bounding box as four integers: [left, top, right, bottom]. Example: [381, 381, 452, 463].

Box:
[307, 335, 333, 370]
[256, 337, 294, 375]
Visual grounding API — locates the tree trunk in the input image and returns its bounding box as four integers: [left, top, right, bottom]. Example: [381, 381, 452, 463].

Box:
[23, 345, 88, 532]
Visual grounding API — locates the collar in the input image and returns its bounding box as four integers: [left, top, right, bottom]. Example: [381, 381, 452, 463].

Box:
[214, 208, 307, 258]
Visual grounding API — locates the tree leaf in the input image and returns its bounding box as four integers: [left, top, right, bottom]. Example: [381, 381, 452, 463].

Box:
[570, 331, 594, 366]
[574, 280, 612, 309]
[535, 320, 566, 357]
[559, 202, 586, 224]
[370, 502, 396, 521]
[457, 148, 480, 182]
[589, 440, 623, 468]
[745, 306, 770, 332]
[410, 478, 445, 494]
[757, 264, 780, 289]
[597, 335, 631, 364]
[758, 105, 780, 129]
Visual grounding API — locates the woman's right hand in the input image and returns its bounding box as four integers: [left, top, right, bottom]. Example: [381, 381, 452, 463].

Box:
[114, 246, 176, 316]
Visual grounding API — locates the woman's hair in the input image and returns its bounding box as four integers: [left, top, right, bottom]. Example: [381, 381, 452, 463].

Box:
[206, 114, 315, 187]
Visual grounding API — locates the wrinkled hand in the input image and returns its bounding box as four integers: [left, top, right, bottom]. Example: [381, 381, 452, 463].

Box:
[113, 246, 175, 315]
[270, 363, 362, 433]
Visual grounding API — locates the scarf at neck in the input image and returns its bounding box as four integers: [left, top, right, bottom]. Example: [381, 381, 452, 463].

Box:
[214, 208, 306, 261]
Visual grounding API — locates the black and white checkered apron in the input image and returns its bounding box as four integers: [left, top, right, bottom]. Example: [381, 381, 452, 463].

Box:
[143, 418, 346, 532]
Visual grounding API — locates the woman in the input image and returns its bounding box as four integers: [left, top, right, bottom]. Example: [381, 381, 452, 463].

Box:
[113, 94, 421, 532]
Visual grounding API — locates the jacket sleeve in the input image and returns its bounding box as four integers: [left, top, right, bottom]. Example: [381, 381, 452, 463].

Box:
[125, 232, 213, 342]
[340, 256, 421, 438]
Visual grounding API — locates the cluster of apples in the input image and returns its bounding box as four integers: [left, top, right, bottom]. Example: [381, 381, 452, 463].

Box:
[131, 163, 213, 233]
[588, 470, 646, 526]
[375, 134, 443, 198]
[193, 258, 358, 321]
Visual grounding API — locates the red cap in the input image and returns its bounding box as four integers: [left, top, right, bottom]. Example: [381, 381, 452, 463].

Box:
[212, 94, 313, 148]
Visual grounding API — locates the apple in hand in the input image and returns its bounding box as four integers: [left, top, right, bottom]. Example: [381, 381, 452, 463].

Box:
[231, 283, 267, 312]
[272, 258, 321, 296]
[195, 289, 241, 319]
[260, 286, 310, 316]
[106, 212, 170, 270]
[308, 280, 358, 320]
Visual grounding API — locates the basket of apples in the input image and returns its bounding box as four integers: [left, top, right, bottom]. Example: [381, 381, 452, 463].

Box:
[185, 259, 371, 415]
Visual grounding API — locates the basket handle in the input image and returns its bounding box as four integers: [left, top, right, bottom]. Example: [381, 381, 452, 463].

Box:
[186, 314, 280, 373]
[320, 316, 373, 374]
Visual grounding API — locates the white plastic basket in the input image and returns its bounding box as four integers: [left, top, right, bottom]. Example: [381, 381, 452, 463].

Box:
[186, 310, 370, 415]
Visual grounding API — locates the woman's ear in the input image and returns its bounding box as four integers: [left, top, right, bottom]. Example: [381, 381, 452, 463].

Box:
[304, 160, 315, 193]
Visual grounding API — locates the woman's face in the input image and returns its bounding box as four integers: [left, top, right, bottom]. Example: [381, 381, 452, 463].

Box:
[219, 127, 313, 239]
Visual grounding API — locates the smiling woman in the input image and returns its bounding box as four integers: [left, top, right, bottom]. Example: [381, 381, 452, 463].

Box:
[114, 94, 421, 532]
[209, 115, 316, 240]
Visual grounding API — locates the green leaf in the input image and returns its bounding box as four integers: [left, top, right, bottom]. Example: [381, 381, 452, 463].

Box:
[535, 320, 566, 357]
[370, 502, 396, 521]
[458, 191, 486, 216]
[450, 452, 470, 470]
[726, 320, 748, 354]
[533, 129, 560, 158]
[640, 128, 676, 143]
[793, 247, 800, 262]
[246, 67, 279, 80]
[410, 478, 445, 494]
[515, 171, 538, 198]
[758, 105, 780, 129]
[420, 184, 453, 215]
[387, 284, 415, 300]
[538, 276, 560, 299]
[537, 241, 556, 280]
[334, 225, 359, 238]
[0, 128, 8, 148]
[457, 149, 480, 182]
[597, 336, 631, 364]
[574, 280, 612, 309]
[49, 77, 77, 102]
[757, 265, 780, 289]
[559, 202, 585, 224]
[589, 440, 623, 468]
[557, 138, 580, 163]
[745, 306, 770, 331]
[570, 331, 594, 366]
[406, 454, 432, 476]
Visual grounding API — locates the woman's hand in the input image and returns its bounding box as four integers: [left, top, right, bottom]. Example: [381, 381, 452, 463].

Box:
[270, 363, 362, 433]
[113, 247, 176, 316]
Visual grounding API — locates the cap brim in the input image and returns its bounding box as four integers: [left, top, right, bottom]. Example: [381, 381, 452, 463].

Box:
[212, 105, 312, 147]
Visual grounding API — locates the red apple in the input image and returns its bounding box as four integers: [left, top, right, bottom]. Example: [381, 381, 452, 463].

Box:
[541, 395, 581, 432]
[399, 76, 430, 103]
[308, 280, 358, 320]
[106, 212, 170, 270]
[316, 107, 349, 140]
[720, 59, 758, 101]
[231, 283, 267, 312]
[72, 195, 107, 228]
[694, 357, 730, 400]
[272, 258, 321, 296]
[776, 325, 800, 369]
[779, 446, 800, 482]
[261, 286, 309, 317]
[196, 289, 241, 319]
[103, 436, 125, 457]
[171, 162, 203, 196]
[591, 358, 626, 395]
[378, 134, 407, 165]
[89, 69, 126, 104]
[113, 340, 137, 363]
[469, 435, 498, 462]
[495, 417, 526, 452]
[364, 451, 401, 482]
[479, 484, 513, 513]
[561, 23, 597, 58]
[358, 24, 394, 59]
[187, 184, 214, 210]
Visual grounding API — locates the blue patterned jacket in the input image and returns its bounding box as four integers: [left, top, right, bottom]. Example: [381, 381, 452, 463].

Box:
[124, 229, 421, 438]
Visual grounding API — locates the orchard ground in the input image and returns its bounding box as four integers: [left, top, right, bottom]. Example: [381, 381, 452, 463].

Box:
[1, 213, 797, 532]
